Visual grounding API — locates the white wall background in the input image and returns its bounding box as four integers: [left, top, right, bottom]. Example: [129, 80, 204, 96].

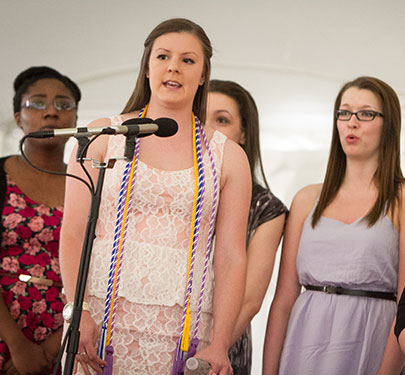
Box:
[1, 1, 405, 373]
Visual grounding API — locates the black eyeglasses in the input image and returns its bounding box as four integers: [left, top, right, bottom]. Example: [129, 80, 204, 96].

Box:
[21, 96, 76, 111]
[335, 109, 384, 121]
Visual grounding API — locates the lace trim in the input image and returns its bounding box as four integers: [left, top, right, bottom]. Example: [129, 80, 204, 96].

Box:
[87, 117, 226, 313]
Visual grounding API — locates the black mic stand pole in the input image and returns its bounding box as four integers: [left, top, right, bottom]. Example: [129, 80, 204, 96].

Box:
[61, 157, 116, 375]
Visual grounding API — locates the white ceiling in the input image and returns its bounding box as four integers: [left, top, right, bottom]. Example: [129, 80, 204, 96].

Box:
[1, 0, 404, 218]
[1, 0, 404, 128]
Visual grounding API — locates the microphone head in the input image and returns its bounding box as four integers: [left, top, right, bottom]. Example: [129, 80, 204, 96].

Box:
[154, 118, 178, 137]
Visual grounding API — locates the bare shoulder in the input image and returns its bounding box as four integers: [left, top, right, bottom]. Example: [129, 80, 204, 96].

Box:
[222, 138, 250, 175]
[294, 183, 322, 202]
[290, 183, 322, 218]
[87, 111, 141, 128]
[78, 117, 116, 158]
[220, 137, 250, 192]
[223, 137, 247, 160]
[87, 117, 113, 128]
[120, 111, 141, 122]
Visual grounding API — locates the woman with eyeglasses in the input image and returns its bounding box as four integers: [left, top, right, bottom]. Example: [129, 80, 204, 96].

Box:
[0, 66, 81, 374]
[262, 76, 405, 375]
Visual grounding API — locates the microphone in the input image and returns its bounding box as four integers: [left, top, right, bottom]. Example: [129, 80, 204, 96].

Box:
[121, 117, 178, 138]
[122, 117, 178, 161]
[26, 117, 158, 139]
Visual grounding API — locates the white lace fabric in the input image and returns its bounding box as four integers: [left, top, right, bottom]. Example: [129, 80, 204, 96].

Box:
[87, 297, 212, 373]
[74, 115, 226, 374]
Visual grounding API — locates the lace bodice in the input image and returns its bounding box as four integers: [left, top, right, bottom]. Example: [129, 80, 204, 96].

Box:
[87, 116, 226, 313]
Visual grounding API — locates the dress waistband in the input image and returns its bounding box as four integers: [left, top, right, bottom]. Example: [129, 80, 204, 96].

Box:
[0, 270, 63, 288]
[304, 284, 396, 301]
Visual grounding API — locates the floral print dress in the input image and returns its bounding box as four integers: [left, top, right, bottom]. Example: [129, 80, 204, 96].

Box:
[0, 173, 64, 371]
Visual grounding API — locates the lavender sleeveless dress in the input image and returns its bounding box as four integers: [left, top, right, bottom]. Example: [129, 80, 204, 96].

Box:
[279, 205, 399, 375]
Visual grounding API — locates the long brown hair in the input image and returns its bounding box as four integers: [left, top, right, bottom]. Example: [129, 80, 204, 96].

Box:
[312, 76, 404, 227]
[208, 79, 270, 189]
[121, 18, 212, 123]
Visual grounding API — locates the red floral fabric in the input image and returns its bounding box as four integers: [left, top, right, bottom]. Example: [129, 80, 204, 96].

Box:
[0, 176, 64, 371]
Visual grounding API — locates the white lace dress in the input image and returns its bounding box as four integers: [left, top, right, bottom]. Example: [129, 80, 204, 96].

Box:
[75, 116, 225, 374]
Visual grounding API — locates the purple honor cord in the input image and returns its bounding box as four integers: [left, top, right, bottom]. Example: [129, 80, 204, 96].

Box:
[97, 108, 145, 373]
[95, 110, 218, 375]
[172, 118, 219, 374]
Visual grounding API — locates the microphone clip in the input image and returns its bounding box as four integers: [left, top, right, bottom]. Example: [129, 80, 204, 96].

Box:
[124, 134, 137, 162]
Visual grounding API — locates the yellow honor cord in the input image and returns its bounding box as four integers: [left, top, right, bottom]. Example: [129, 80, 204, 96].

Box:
[105, 157, 137, 346]
[105, 107, 148, 347]
[181, 114, 198, 352]
[181, 307, 191, 351]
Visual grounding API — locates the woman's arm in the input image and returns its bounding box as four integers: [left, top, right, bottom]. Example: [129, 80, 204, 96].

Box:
[399, 330, 405, 358]
[40, 327, 63, 363]
[396, 289, 405, 355]
[230, 213, 286, 345]
[59, 118, 110, 302]
[59, 118, 110, 373]
[262, 185, 319, 375]
[378, 186, 405, 374]
[0, 292, 50, 375]
[196, 140, 251, 375]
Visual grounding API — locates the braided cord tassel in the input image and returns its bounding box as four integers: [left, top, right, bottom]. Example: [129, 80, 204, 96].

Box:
[97, 161, 131, 360]
[106, 138, 140, 345]
[97, 107, 146, 363]
[180, 114, 205, 352]
[192, 119, 219, 340]
[173, 114, 206, 374]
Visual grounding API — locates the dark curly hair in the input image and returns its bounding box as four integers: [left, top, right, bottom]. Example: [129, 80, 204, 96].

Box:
[13, 66, 81, 113]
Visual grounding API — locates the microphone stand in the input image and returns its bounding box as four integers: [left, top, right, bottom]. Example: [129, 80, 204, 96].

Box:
[19, 130, 144, 375]
[55, 157, 117, 375]
[17, 133, 107, 375]
[57, 132, 137, 374]
[62, 158, 110, 374]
